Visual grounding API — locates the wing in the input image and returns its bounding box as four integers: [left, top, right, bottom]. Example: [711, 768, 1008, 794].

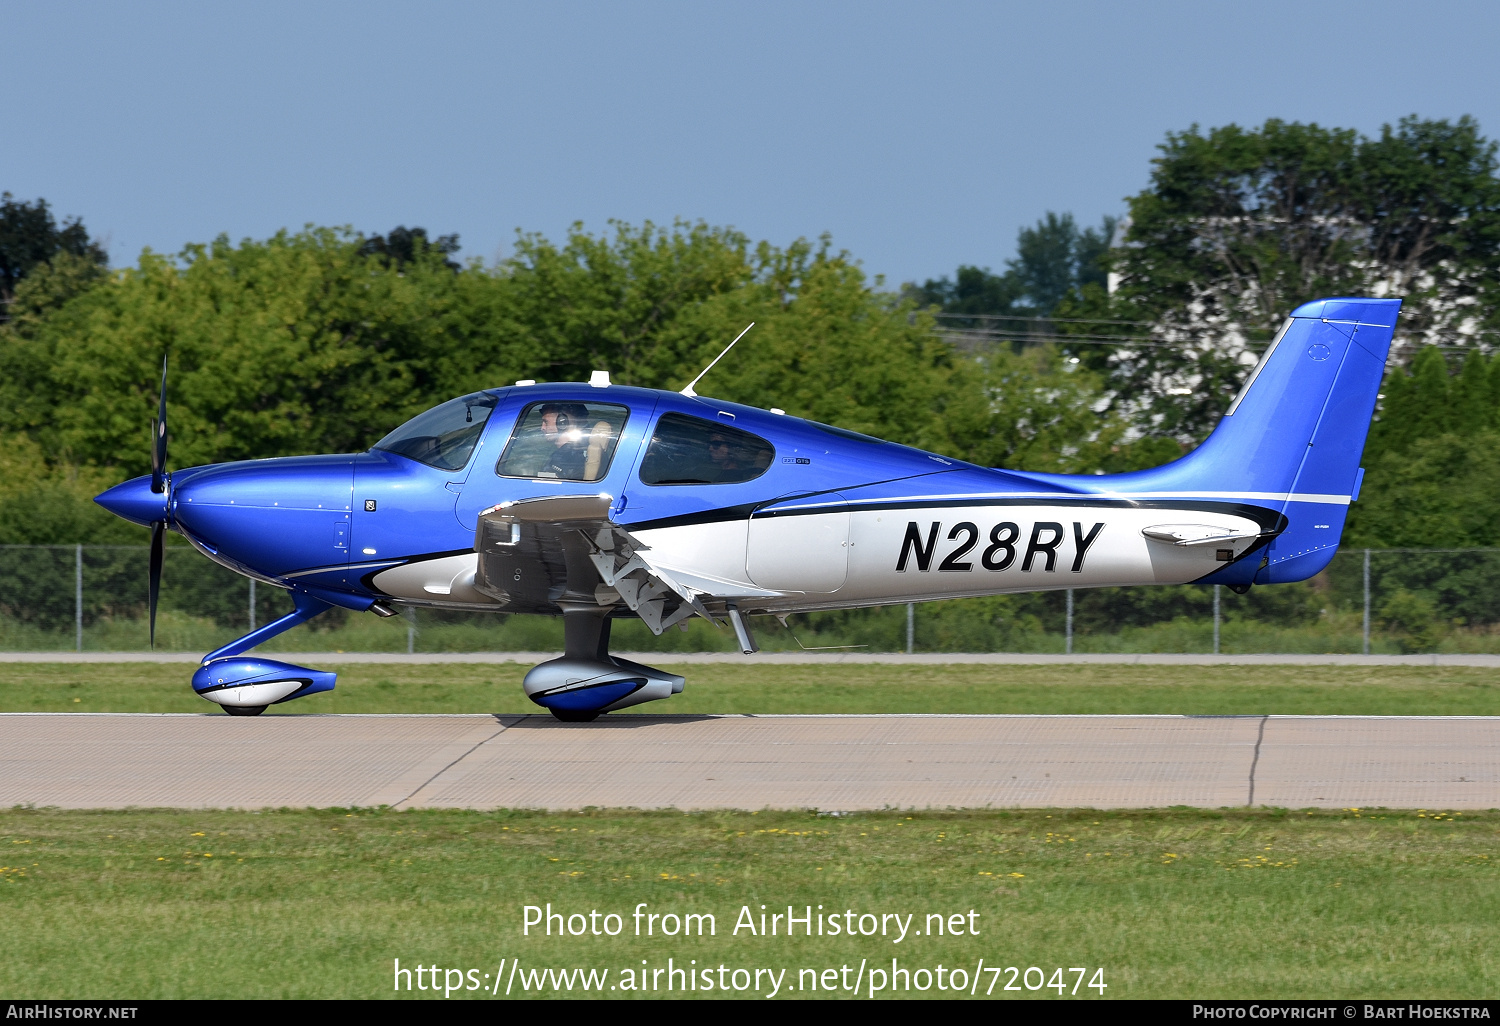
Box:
[473, 493, 782, 633]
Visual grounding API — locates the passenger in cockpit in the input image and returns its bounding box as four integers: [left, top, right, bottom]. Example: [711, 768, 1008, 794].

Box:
[707, 431, 742, 481]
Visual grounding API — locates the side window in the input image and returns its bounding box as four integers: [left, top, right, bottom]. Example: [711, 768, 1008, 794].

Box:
[496, 401, 630, 482]
[639, 413, 774, 486]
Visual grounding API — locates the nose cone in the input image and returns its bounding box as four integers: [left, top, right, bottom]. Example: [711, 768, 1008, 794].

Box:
[95, 475, 169, 527]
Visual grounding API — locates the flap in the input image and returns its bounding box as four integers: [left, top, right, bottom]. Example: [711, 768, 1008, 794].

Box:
[478, 493, 614, 523]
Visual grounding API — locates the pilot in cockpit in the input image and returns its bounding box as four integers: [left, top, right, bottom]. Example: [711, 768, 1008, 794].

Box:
[535, 403, 591, 480]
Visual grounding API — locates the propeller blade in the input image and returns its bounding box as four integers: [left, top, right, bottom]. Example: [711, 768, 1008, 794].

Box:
[150, 356, 168, 494]
[148, 521, 164, 649]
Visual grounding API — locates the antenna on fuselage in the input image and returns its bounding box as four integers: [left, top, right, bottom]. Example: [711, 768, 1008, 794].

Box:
[680, 323, 754, 398]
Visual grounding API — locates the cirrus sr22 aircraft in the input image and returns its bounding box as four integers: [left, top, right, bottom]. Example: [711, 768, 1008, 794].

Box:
[95, 297, 1399, 720]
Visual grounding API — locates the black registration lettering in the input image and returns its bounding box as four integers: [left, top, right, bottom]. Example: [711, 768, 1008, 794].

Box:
[938, 522, 978, 572]
[1022, 522, 1065, 572]
[1071, 522, 1105, 572]
[981, 522, 1019, 571]
[897, 521, 940, 573]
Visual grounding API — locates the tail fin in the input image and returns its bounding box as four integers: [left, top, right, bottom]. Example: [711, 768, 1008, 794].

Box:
[1031, 297, 1401, 584]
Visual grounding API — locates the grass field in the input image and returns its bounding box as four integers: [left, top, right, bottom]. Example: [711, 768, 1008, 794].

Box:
[6, 663, 1498, 1000]
[4, 661, 1500, 715]
[1, 807, 1495, 999]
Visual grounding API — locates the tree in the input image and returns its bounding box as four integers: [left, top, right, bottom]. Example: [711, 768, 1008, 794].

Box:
[0, 227, 493, 475]
[0, 193, 107, 317]
[0, 219, 1015, 526]
[1093, 116, 1500, 443]
[1347, 430, 1500, 548]
[358, 226, 461, 270]
[906, 212, 1115, 319]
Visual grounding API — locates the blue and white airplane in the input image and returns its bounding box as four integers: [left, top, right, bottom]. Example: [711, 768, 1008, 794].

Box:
[95, 297, 1399, 719]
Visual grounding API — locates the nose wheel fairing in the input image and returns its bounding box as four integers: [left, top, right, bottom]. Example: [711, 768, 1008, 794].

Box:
[191, 657, 337, 708]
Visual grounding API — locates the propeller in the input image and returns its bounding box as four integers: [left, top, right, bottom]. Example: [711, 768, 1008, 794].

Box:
[149, 521, 164, 647]
[150, 357, 168, 494]
[148, 356, 169, 647]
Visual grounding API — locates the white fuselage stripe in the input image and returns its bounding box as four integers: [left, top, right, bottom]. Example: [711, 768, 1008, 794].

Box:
[770, 490, 1350, 512]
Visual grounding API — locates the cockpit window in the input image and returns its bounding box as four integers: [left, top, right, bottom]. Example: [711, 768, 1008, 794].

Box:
[639, 413, 774, 486]
[372, 392, 497, 471]
[495, 401, 630, 482]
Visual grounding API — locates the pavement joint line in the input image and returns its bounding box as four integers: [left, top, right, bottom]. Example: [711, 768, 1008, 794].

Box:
[1247, 714, 1269, 806]
[388, 716, 512, 811]
[3, 712, 1495, 810]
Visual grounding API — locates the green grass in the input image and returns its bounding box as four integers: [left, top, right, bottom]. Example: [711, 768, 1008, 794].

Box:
[11, 605, 1500, 655]
[1, 807, 1494, 999]
[5, 662, 1500, 716]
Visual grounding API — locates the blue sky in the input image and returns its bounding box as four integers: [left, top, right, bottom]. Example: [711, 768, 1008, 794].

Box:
[4, 0, 1499, 286]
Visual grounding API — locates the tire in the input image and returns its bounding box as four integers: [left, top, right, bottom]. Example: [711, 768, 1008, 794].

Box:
[223, 705, 267, 717]
[550, 708, 600, 723]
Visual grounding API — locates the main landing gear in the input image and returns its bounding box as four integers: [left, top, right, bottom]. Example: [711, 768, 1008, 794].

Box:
[522, 607, 684, 722]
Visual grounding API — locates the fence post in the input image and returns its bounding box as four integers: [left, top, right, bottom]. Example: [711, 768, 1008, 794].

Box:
[1065, 589, 1074, 655]
[248, 578, 256, 631]
[905, 603, 914, 654]
[1362, 548, 1371, 656]
[407, 607, 416, 655]
[75, 544, 83, 653]
[1213, 584, 1221, 655]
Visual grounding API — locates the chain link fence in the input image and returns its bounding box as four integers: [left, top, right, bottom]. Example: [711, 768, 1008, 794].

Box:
[1, 544, 1496, 654]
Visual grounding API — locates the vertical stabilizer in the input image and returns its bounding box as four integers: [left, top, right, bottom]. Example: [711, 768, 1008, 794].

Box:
[1022, 297, 1401, 584]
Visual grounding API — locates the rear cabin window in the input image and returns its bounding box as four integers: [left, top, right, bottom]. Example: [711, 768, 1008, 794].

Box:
[495, 401, 630, 482]
[638, 413, 774, 486]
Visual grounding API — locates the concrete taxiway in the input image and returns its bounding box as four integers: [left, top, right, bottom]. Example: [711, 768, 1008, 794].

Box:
[1, 713, 1493, 811]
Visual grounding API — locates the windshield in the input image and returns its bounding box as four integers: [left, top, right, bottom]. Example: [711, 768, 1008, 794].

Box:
[372, 392, 498, 470]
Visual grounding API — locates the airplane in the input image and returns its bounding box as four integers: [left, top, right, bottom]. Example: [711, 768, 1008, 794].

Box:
[95, 296, 1400, 720]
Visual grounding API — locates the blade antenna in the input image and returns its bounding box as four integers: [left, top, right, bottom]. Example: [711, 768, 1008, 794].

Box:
[681, 323, 754, 398]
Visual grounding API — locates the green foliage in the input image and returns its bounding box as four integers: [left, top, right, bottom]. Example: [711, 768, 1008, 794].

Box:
[1077, 116, 1500, 443]
[1115, 116, 1500, 333]
[2, 219, 1086, 543]
[1378, 589, 1447, 654]
[0, 227, 488, 474]
[0, 433, 141, 546]
[0, 193, 107, 313]
[1367, 346, 1500, 460]
[1352, 341, 1500, 552]
[907, 211, 1115, 318]
[1348, 431, 1500, 548]
[357, 225, 461, 270]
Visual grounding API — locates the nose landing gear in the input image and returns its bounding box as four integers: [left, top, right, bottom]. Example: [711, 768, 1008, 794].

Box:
[191, 592, 342, 714]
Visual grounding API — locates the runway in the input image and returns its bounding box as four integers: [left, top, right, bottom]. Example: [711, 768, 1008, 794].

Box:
[2, 713, 1494, 811]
